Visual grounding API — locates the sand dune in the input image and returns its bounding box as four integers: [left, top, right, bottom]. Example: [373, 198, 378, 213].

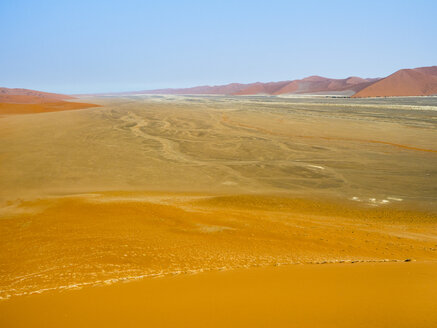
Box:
[0, 87, 100, 114]
[0, 95, 73, 104]
[233, 81, 292, 95]
[353, 66, 437, 97]
[0, 101, 101, 115]
[1, 191, 436, 301]
[1, 95, 436, 327]
[96, 65, 437, 97]
[1, 191, 436, 326]
[133, 76, 377, 96]
[0, 87, 75, 102]
[271, 76, 376, 95]
[1, 262, 437, 328]
[139, 83, 252, 95]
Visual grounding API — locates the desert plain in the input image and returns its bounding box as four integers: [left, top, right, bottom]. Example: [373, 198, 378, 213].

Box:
[0, 95, 437, 327]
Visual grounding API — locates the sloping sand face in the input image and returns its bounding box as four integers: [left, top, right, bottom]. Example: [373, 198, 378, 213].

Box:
[0, 101, 100, 115]
[0, 95, 436, 326]
[0, 87, 100, 115]
[2, 262, 437, 328]
[1, 192, 436, 301]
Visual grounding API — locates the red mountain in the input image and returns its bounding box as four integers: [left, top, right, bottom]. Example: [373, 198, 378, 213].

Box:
[141, 83, 252, 95]
[0, 87, 75, 104]
[124, 65, 436, 97]
[272, 76, 377, 95]
[137, 76, 378, 96]
[233, 81, 292, 95]
[352, 66, 437, 98]
[0, 88, 100, 115]
[7, 66, 436, 100]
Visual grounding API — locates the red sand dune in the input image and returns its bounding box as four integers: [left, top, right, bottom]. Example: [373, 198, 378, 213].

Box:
[4, 66, 436, 101]
[138, 83, 253, 95]
[135, 76, 378, 96]
[353, 66, 437, 98]
[119, 65, 436, 97]
[0, 101, 101, 115]
[273, 76, 376, 95]
[0, 87, 75, 103]
[0, 88, 100, 115]
[233, 81, 292, 95]
[236, 76, 379, 95]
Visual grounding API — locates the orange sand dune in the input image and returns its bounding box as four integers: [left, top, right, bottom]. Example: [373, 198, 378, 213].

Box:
[271, 76, 376, 95]
[353, 66, 437, 97]
[140, 77, 377, 96]
[0, 87, 75, 102]
[0, 94, 75, 104]
[135, 83, 255, 95]
[233, 81, 291, 95]
[0, 101, 101, 115]
[101, 65, 437, 97]
[1, 191, 436, 301]
[1, 262, 436, 328]
[0, 87, 101, 114]
[0, 96, 436, 327]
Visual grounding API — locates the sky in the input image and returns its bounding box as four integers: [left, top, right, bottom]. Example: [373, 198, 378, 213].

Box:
[1, 0, 436, 94]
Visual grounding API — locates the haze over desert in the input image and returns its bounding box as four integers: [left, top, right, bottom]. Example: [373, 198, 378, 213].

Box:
[1, 1, 437, 327]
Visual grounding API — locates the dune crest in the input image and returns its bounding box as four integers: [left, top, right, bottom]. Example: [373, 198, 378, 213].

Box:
[93, 65, 437, 97]
[0, 87, 75, 103]
[0, 87, 100, 115]
[125, 76, 377, 96]
[353, 66, 437, 97]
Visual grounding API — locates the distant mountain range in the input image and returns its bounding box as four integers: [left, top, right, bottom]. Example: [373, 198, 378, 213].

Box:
[1, 66, 436, 100]
[109, 65, 437, 98]
[140, 76, 378, 97]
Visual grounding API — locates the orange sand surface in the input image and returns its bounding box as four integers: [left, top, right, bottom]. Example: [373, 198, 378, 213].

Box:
[0, 95, 73, 104]
[1, 96, 436, 327]
[0, 87, 75, 103]
[0, 101, 101, 115]
[1, 261, 436, 328]
[1, 192, 437, 301]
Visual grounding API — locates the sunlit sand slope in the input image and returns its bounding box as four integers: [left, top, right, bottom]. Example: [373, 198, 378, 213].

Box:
[1, 192, 437, 300]
[0, 101, 100, 115]
[1, 261, 437, 328]
[0, 87, 100, 115]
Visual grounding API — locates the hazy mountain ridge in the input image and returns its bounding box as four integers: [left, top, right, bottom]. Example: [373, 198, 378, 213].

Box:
[114, 65, 437, 97]
[3, 66, 436, 99]
[352, 66, 437, 97]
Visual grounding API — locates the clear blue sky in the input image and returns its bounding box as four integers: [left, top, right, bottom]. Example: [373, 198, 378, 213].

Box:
[1, 0, 436, 94]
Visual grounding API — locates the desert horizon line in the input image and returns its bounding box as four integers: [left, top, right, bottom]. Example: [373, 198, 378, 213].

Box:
[72, 65, 437, 98]
[1, 64, 436, 96]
